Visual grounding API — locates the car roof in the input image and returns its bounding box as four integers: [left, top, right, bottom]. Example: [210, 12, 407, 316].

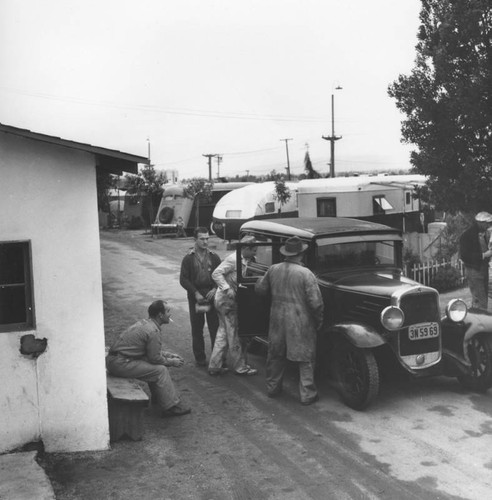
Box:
[240, 217, 402, 239]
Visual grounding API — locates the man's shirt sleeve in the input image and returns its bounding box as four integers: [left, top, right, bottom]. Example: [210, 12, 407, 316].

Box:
[146, 330, 167, 365]
[212, 253, 235, 291]
[180, 254, 197, 294]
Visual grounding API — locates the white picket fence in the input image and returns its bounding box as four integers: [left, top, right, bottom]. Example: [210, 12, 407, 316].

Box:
[405, 259, 465, 287]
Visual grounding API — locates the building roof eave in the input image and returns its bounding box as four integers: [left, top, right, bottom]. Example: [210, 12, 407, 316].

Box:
[0, 123, 148, 174]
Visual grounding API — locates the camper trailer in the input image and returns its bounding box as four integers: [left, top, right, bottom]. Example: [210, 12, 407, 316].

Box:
[151, 184, 194, 236]
[188, 181, 254, 230]
[211, 181, 299, 240]
[297, 174, 427, 232]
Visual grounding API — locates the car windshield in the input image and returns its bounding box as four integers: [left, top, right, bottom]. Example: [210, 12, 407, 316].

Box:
[314, 238, 398, 274]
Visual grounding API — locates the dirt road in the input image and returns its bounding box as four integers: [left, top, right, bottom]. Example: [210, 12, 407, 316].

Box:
[43, 230, 492, 500]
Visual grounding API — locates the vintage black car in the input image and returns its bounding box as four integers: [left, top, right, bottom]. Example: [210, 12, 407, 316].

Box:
[235, 217, 492, 410]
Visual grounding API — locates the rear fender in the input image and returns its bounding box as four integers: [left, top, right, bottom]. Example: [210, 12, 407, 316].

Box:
[328, 323, 386, 349]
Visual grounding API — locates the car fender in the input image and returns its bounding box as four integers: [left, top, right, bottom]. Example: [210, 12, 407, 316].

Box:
[328, 323, 386, 349]
[461, 311, 492, 364]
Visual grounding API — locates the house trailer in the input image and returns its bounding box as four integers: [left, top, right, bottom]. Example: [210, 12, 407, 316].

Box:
[297, 175, 427, 233]
[211, 181, 299, 240]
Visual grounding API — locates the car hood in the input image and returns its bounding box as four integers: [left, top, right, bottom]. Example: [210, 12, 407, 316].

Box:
[318, 269, 422, 297]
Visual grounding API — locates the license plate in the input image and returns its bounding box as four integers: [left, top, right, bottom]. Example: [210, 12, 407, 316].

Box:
[408, 322, 439, 341]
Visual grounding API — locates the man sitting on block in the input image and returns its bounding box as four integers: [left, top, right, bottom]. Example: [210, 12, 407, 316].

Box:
[106, 300, 191, 417]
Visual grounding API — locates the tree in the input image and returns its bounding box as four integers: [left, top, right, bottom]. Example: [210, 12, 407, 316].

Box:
[125, 165, 166, 228]
[182, 178, 213, 227]
[303, 151, 322, 179]
[388, 0, 492, 213]
[273, 178, 292, 214]
[96, 169, 116, 213]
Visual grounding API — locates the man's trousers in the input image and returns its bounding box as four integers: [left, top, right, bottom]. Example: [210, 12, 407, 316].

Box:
[266, 351, 317, 404]
[106, 355, 179, 411]
[187, 297, 219, 363]
[465, 264, 489, 310]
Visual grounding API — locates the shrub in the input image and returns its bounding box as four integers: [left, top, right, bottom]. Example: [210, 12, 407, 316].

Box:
[430, 266, 462, 292]
[403, 248, 421, 275]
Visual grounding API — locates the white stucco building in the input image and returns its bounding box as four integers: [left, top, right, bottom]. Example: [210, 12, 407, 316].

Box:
[0, 123, 147, 453]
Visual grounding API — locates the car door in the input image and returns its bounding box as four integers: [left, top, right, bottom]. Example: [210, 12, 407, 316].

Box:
[236, 240, 277, 337]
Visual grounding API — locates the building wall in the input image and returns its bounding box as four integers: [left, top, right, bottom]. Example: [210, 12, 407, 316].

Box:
[0, 133, 109, 452]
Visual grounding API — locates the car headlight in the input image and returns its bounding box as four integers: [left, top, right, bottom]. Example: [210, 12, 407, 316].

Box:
[381, 306, 405, 330]
[446, 298, 467, 322]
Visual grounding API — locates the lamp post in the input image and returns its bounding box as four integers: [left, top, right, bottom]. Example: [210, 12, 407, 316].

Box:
[322, 85, 343, 178]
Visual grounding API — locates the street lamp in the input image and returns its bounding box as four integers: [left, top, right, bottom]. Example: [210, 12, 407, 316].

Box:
[322, 85, 343, 178]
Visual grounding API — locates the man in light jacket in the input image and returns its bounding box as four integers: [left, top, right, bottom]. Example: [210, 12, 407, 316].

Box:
[459, 212, 492, 310]
[255, 236, 323, 405]
[208, 235, 258, 376]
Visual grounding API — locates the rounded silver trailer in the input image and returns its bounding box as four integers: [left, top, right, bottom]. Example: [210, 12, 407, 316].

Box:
[211, 181, 299, 240]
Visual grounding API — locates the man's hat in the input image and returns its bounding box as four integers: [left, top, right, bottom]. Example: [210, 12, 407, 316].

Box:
[280, 236, 308, 256]
[475, 212, 492, 223]
[240, 235, 257, 245]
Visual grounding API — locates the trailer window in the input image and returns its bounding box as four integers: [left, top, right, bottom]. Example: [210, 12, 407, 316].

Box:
[264, 202, 275, 214]
[317, 198, 337, 217]
[0, 241, 35, 332]
[373, 195, 393, 215]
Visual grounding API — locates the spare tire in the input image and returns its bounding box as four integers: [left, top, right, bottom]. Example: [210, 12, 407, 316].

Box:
[158, 206, 174, 224]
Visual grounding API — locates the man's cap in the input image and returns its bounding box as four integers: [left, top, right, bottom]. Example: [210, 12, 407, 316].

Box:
[280, 236, 308, 256]
[475, 212, 492, 222]
[240, 235, 257, 245]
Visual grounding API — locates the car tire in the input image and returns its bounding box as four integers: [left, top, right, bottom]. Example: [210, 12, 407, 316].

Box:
[331, 340, 379, 411]
[457, 333, 492, 392]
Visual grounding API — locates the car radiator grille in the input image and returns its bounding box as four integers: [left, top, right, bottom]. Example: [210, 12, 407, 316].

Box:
[399, 292, 440, 356]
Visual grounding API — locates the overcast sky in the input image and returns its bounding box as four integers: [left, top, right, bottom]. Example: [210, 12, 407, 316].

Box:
[0, 0, 422, 180]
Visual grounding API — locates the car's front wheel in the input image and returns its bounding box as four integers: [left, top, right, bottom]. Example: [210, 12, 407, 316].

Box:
[331, 340, 379, 410]
[457, 333, 492, 392]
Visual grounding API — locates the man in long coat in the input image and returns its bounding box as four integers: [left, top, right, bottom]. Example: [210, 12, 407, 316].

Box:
[255, 236, 323, 405]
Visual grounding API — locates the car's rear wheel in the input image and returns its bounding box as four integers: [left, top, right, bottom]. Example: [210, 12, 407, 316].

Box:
[331, 340, 379, 410]
[457, 334, 492, 392]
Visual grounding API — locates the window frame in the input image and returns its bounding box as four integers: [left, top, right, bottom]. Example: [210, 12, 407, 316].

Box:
[316, 197, 337, 217]
[0, 240, 35, 332]
[373, 195, 393, 215]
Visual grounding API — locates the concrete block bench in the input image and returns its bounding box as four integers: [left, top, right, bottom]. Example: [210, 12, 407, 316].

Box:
[106, 375, 149, 442]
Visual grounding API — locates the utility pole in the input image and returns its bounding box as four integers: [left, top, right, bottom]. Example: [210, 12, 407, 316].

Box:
[322, 85, 343, 177]
[216, 155, 223, 180]
[280, 138, 292, 180]
[202, 154, 217, 181]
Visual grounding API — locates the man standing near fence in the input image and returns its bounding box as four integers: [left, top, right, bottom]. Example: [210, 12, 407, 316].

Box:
[459, 212, 492, 311]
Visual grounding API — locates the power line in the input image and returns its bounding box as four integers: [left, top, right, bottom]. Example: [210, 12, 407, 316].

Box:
[0, 85, 329, 123]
